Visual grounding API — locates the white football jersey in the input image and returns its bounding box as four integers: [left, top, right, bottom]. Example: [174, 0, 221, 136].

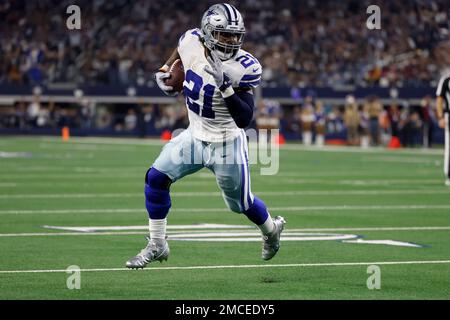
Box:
[178, 28, 262, 142]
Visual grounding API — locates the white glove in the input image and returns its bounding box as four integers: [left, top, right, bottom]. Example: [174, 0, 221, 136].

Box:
[155, 71, 177, 96]
[204, 51, 233, 92]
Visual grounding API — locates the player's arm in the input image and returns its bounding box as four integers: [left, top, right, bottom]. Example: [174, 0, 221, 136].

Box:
[204, 51, 256, 128]
[159, 48, 180, 73]
[155, 47, 180, 96]
[156, 28, 199, 95]
[222, 87, 255, 128]
[436, 96, 445, 128]
[436, 76, 448, 128]
[210, 73, 254, 128]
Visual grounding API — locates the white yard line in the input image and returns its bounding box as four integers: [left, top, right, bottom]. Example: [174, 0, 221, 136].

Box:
[37, 143, 141, 152]
[267, 205, 450, 211]
[361, 156, 441, 164]
[0, 231, 148, 237]
[1, 260, 450, 274]
[26, 136, 444, 156]
[2, 136, 443, 160]
[1, 189, 449, 199]
[0, 208, 144, 215]
[0, 169, 437, 178]
[2, 204, 450, 215]
[0, 226, 449, 237]
[36, 136, 165, 147]
[279, 144, 443, 156]
[0, 193, 144, 199]
[0, 183, 17, 187]
[0, 171, 441, 180]
[0, 174, 142, 180]
[0, 177, 443, 189]
[41, 224, 251, 232]
[288, 226, 450, 232]
[254, 171, 438, 178]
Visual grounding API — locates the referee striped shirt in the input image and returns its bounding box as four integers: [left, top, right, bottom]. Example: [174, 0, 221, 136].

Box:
[436, 73, 450, 113]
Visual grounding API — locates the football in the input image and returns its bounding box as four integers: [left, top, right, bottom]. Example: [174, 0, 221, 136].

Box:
[165, 59, 184, 93]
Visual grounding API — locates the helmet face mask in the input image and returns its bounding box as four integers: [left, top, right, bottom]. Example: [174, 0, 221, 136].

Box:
[211, 29, 245, 60]
[201, 4, 245, 61]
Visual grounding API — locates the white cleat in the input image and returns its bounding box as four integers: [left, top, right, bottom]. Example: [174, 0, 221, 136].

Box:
[126, 237, 169, 269]
[262, 216, 286, 261]
[445, 179, 450, 186]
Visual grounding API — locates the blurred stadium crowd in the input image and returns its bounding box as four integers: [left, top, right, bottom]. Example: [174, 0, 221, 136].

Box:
[0, 0, 449, 87]
[0, 94, 440, 148]
[0, 0, 449, 147]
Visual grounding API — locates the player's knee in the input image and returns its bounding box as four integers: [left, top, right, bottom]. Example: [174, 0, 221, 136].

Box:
[145, 167, 172, 190]
[144, 167, 172, 206]
[229, 202, 244, 213]
[223, 195, 245, 213]
[221, 187, 255, 214]
[145, 183, 171, 207]
[145, 168, 172, 219]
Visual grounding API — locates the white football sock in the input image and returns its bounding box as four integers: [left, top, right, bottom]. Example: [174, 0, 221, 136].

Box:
[258, 215, 275, 235]
[303, 131, 312, 146]
[149, 218, 167, 243]
[361, 136, 369, 148]
[315, 134, 325, 146]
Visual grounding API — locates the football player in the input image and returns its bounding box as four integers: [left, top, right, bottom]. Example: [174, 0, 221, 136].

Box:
[126, 3, 286, 269]
[434, 41, 450, 186]
[436, 69, 450, 186]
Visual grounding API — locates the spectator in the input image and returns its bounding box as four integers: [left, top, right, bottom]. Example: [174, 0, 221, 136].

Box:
[142, 104, 156, 135]
[420, 96, 433, 147]
[379, 107, 391, 146]
[314, 101, 326, 146]
[256, 99, 281, 142]
[343, 95, 360, 146]
[36, 105, 50, 127]
[365, 96, 383, 146]
[27, 95, 41, 127]
[359, 104, 370, 148]
[388, 104, 402, 145]
[79, 99, 96, 129]
[13, 101, 27, 129]
[301, 96, 315, 146]
[172, 96, 189, 130]
[124, 109, 137, 131]
[401, 111, 423, 147]
[95, 106, 113, 129]
[284, 105, 302, 139]
[0, 0, 448, 87]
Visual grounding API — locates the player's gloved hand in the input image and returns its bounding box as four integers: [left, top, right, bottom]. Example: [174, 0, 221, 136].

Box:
[204, 51, 233, 92]
[155, 66, 178, 97]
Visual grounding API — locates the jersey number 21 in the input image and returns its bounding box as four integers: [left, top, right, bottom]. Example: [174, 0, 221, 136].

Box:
[183, 70, 216, 119]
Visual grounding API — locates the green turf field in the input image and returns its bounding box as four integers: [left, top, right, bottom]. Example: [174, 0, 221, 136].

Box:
[0, 136, 449, 299]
